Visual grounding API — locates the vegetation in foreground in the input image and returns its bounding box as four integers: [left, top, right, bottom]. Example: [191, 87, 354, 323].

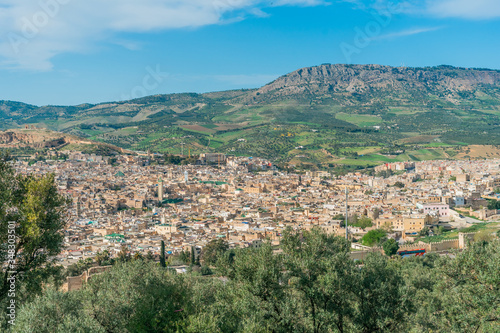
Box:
[0, 230, 499, 332]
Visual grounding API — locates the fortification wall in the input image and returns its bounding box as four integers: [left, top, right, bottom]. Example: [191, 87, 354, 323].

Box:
[459, 232, 476, 249]
[67, 271, 87, 291]
[427, 239, 459, 252]
[66, 265, 112, 291]
[351, 232, 478, 259]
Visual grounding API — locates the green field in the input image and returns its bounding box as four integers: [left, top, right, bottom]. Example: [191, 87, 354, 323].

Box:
[335, 113, 382, 127]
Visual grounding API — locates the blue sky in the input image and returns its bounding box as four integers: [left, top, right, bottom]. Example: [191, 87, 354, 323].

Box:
[0, 0, 499, 106]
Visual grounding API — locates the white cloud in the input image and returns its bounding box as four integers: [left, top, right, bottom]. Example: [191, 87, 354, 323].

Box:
[372, 26, 442, 40]
[350, 0, 500, 19]
[0, 0, 328, 71]
[427, 0, 500, 19]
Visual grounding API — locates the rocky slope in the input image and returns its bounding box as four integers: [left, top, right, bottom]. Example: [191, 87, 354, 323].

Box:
[0, 129, 132, 154]
[244, 64, 500, 104]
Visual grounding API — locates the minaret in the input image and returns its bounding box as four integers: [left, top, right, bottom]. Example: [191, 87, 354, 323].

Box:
[158, 177, 164, 201]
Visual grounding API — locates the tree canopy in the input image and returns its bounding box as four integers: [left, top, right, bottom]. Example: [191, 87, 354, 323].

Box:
[0, 154, 68, 315]
[382, 238, 399, 256]
[361, 229, 387, 246]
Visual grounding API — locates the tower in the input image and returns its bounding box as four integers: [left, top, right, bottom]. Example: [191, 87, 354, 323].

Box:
[184, 171, 188, 183]
[158, 177, 164, 201]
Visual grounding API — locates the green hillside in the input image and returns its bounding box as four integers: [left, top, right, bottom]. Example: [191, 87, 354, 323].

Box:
[2, 64, 500, 170]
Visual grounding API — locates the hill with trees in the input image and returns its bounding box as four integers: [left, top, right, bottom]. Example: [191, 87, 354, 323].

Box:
[2, 64, 500, 170]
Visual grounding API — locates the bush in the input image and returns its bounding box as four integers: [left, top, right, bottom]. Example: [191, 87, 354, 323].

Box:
[200, 266, 213, 276]
[362, 229, 387, 246]
[382, 239, 399, 256]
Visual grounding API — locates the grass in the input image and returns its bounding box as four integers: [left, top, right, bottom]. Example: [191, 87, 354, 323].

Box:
[425, 142, 453, 148]
[334, 159, 379, 167]
[335, 113, 382, 127]
[178, 126, 211, 135]
[417, 222, 500, 243]
[418, 234, 455, 243]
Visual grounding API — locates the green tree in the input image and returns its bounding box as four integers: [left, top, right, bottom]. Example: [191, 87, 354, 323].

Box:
[66, 258, 93, 277]
[332, 214, 345, 221]
[361, 229, 387, 246]
[201, 238, 229, 265]
[0, 155, 68, 305]
[430, 240, 500, 332]
[223, 242, 299, 332]
[382, 238, 399, 256]
[95, 250, 111, 266]
[393, 181, 405, 188]
[177, 250, 191, 265]
[474, 230, 494, 243]
[117, 245, 130, 263]
[487, 199, 500, 210]
[160, 240, 166, 268]
[353, 216, 373, 229]
[353, 253, 413, 332]
[435, 226, 445, 235]
[190, 247, 196, 266]
[12, 289, 105, 333]
[15, 260, 190, 332]
[145, 251, 155, 262]
[200, 266, 212, 276]
[281, 227, 357, 333]
[418, 226, 430, 237]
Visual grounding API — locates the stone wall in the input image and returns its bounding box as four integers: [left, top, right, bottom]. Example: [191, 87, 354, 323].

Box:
[67, 271, 87, 292]
[427, 239, 459, 251]
[350, 232, 478, 260]
[459, 232, 476, 249]
[66, 265, 112, 291]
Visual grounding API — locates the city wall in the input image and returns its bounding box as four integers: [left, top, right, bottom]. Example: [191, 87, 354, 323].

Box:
[66, 265, 112, 291]
[350, 232, 476, 260]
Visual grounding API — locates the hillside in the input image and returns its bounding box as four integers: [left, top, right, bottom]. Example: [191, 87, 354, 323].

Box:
[2, 64, 500, 170]
[0, 128, 132, 156]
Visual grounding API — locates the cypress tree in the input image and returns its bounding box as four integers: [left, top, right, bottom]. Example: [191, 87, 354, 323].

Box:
[190, 246, 195, 265]
[160, 240, 166, 268]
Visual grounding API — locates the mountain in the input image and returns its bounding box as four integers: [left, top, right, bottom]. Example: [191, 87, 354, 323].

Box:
[254, 64, 500, 98]
[2, 64, 500, 170]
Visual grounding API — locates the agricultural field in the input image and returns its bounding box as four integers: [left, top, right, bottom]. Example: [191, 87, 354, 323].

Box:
[4, 64, 500, 170]
[335, 113, 382, 127]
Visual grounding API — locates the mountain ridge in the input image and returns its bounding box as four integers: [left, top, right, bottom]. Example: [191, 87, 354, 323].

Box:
[3, 64, 500, 109]
[2, 63, 500, 170]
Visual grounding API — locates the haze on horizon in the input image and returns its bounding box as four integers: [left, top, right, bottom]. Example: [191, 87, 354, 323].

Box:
[1, 0, 500, 106]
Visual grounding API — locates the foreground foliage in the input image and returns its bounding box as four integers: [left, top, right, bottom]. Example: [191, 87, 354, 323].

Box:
[4, 228, 500, 332]
[0, 154, 68, 327]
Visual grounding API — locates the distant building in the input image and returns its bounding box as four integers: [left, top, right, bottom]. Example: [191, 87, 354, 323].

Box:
[419, 203, 449, 217]
[198, 153, 226, 165]
[456, 174, 470, 182]
[454, 196, 465, 206]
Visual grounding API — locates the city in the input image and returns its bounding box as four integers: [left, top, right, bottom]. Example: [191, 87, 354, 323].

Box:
[12, 150, 500, 282]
